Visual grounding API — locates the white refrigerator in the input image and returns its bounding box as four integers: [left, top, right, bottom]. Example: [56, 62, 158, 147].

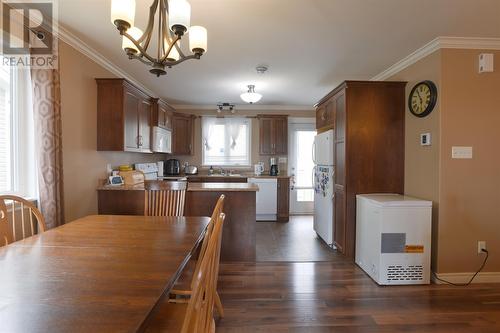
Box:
[313, 130, 335, 246]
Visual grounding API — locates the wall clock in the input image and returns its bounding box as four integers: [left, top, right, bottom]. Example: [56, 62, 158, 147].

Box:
[408, 80, 437, 118]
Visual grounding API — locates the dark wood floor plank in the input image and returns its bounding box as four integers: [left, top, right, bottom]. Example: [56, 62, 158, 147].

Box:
[217, 261, 500, 332]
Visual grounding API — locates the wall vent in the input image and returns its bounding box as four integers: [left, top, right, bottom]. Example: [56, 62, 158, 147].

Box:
[387, 265, 424, 282]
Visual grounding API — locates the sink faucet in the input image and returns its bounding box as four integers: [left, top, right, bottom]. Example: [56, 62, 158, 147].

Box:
[218, 167, 225, 176]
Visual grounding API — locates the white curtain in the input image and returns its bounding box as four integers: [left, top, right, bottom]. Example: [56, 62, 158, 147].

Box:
[226, 117, 245, 149]
[201, 116, 217, 151]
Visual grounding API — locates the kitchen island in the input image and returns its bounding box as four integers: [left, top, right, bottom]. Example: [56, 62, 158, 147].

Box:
[97, 182, 258, 261]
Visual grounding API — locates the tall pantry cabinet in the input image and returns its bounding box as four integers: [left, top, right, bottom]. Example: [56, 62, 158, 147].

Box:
[315, 81, 406, 259]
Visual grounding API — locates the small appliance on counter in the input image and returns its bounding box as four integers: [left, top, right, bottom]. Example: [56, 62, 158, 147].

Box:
[119, 170, 144, 185]
[269, 158, 279, 176]
[135, 163, 160, 180]
[184, 164, 198, 175]
[165, 159, 181, 175]
[254, 162, 264, 176]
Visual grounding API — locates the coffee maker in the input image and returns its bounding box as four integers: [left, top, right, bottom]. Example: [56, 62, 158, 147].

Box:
[269, 157, 279, 176]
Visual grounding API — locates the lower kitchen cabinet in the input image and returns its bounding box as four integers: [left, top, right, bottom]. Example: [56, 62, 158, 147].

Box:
[277, 177, 290, 222]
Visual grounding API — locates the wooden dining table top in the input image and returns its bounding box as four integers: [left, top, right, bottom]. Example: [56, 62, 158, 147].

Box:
[0, 215, 210, 333]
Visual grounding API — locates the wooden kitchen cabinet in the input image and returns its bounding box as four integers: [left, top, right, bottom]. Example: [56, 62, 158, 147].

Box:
[97, 78, 153, 153]
[152, 98, 174, 130]
[315, 81, 406, 259]
[172, 112, 195, 155]
[316, 99, 335, 132]
[277, 177, 290, 222]
[258, 115, 288, 155]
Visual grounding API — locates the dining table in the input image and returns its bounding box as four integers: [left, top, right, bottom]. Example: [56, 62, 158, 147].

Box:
[0, 214, 210, 333]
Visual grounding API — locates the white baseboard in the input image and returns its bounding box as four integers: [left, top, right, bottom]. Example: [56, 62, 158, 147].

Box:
[433, 272, 500, 284]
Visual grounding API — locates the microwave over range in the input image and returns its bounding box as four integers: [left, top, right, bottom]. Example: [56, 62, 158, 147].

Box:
[151, 126, 172, 154]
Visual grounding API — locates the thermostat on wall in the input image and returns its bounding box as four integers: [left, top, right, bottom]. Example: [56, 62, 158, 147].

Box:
[420, 133, 431, 146]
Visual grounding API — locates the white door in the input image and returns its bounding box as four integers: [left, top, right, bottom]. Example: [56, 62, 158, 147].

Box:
[288, 122, 316, 214]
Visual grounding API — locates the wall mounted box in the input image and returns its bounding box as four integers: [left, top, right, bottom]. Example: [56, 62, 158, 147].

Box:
[479, 53, 494, 73]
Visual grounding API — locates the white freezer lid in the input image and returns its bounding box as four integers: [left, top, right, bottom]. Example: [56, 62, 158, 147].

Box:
[356, 194, 432, 207]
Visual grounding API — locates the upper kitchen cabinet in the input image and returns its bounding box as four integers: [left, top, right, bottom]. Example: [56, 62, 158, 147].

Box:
[315, 94, 336, 132]
[172, 112, 195, 155]
[96, 78, 153, 153]
[258, 115, 288, 155]
[152, 98, 174, 130]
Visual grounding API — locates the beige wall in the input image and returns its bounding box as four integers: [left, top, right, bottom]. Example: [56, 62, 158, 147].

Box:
[172, 109, 314, 172]
[437, 49, 500, 273]
[390, 49, 500, 274]
[59, 42, 165, 222]
[388, 51, 442, 270]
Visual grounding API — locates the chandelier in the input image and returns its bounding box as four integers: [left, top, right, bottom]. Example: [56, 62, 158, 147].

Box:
[111, 0, 207, 77]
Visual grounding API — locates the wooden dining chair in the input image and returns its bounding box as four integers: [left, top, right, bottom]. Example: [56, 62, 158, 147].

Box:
[0, 195, 46, 246]
[144, 181, 187, 216]
[170, 195, 225, 317]
[146, 213, 226, 333]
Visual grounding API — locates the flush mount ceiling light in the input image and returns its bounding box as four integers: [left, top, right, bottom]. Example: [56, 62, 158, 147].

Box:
[111, 0, 207, 77]
[240, 85, 262, 104]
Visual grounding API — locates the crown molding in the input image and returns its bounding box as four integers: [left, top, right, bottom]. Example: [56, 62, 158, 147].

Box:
[56, 24, 157, 98]
[371, 36, 500, 81]
[433, 271, 500, 284]
[172, 104, 315, 111]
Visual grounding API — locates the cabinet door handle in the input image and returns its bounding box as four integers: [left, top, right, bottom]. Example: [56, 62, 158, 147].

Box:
[138, 135, 143, 147]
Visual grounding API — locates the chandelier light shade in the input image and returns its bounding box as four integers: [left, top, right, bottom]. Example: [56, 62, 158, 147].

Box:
[111, 0, 135, 28]
[122, 26, 143, 53]
[189, 26, 208, 53]
[168, 0, 191, 35]
[110, 0, 207, 77]
[240, 85, 263, 104]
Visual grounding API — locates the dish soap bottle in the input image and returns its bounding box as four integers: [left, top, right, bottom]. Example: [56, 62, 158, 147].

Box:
[209, 166, 214, 175]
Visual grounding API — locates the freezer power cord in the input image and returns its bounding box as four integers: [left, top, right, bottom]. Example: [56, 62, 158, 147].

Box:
[432, 249, 489, 286]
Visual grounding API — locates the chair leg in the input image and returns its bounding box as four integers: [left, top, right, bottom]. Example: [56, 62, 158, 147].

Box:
[215, 291, 224, 318]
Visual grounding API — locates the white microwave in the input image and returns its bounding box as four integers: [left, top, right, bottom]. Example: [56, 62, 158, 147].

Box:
[151, 126, 172, 154]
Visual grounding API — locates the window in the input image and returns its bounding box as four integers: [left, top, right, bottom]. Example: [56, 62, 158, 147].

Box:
[0, 63, 37, 198]
[202, 117, 251, 167]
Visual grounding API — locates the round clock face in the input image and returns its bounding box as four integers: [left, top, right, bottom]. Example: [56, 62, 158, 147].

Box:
[408, 80, 437, 117]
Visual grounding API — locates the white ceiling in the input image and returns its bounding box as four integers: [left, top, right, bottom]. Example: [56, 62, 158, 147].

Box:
[58, 0, 500, 108]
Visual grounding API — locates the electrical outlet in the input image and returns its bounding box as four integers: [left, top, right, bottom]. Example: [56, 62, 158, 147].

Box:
[478, 241, 487, 254]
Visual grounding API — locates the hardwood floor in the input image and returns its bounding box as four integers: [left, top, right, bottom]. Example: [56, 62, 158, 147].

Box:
[256, 216, 339, 262]
[217, 261, 500, 332]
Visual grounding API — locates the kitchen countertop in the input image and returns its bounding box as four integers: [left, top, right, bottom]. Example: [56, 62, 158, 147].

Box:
[186, 172, 291, 179]
[97, 182, 259, 192]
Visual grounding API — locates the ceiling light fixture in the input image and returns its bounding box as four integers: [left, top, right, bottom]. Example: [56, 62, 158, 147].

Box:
[111, 0, 207, 77]
[240, 85, 262, 104]
[217, 103, 235, 114]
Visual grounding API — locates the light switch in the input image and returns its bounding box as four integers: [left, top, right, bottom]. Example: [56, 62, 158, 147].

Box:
[452, 146, 473, 159]
[420, 133, 431, 146]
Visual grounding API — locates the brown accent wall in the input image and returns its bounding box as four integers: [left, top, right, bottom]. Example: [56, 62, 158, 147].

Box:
[390, 49, 500, 273]
[59, 42, 165, 222]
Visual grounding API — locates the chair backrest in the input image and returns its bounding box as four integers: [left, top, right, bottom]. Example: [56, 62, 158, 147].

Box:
[182, 213, 225, 333]
[192, 194, 225, 283]
[144, 181, 187, 216]
[0, 195, 46, 246]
